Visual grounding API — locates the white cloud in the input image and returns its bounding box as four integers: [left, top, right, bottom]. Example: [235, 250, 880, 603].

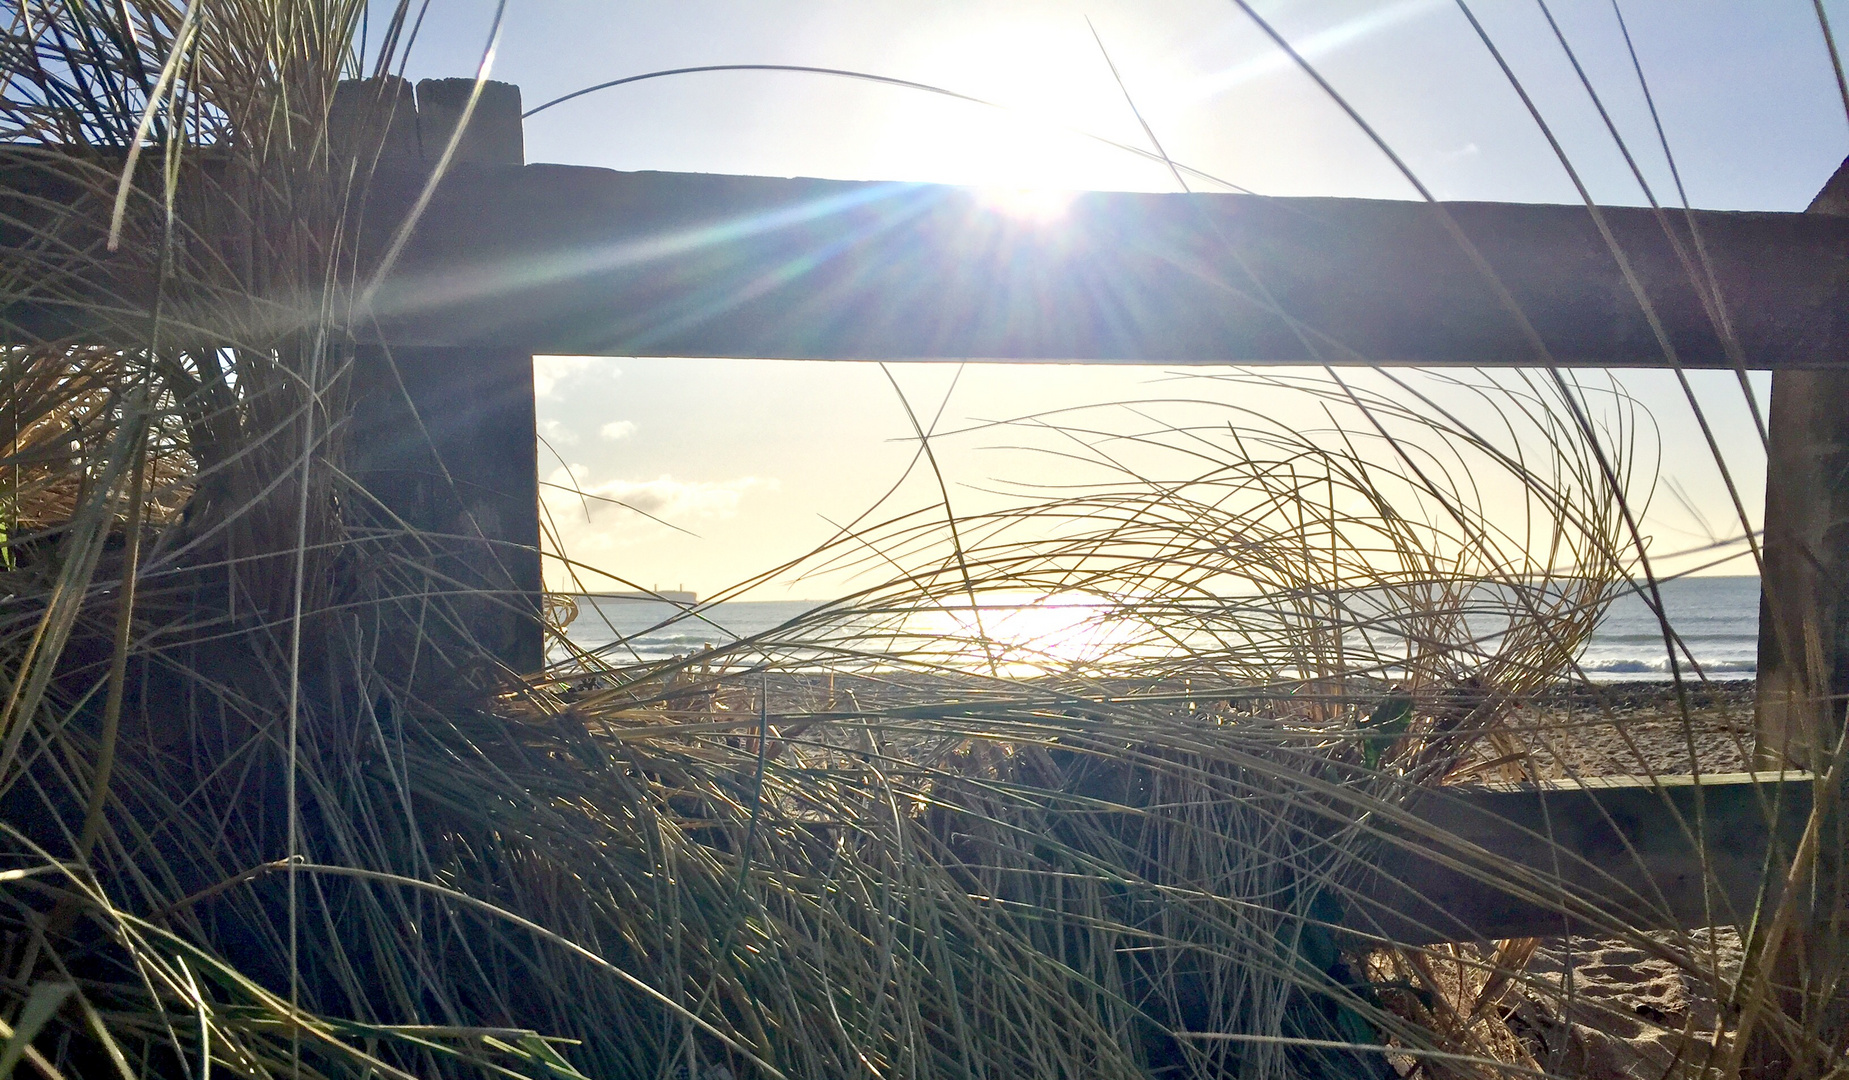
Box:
[599, 420, 637, 441]
[534, 355, 619, 399]
[539, 418, 579, 445]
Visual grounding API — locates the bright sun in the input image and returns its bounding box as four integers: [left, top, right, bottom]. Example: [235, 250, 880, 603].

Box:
[869, 19, 1175, 194]
[976, 185, 1077, 221]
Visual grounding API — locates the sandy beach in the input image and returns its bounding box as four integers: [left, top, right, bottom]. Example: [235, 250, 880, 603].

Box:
[1515, 680, 1758, 778]
[1493, 681, 1760, 1079]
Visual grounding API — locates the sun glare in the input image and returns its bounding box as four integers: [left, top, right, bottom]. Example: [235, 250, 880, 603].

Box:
[869, 18, 1178, 193]
[976, 186, 1077, 222]
[913, 591, 1146, 676]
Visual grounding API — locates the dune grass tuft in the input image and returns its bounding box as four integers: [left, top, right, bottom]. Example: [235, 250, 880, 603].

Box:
[0, 2, 1841, 1078]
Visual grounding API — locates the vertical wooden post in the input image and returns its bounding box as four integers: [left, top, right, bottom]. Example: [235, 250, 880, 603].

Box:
[1748, 154, 1849, 1078]
[1755, 156, 1849, 769]
[347, 78, 542, 675]
[414, 78, 525, 164]
[328, 75, 418, 167]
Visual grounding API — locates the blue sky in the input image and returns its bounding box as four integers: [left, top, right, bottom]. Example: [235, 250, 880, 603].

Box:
[388, 1, 1843, 595]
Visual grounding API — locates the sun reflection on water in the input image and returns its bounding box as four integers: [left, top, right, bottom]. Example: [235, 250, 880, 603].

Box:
[908, 590, 1149, 677]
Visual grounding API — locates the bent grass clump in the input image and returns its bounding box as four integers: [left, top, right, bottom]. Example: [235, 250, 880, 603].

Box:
[0, 2, 1828, 1078]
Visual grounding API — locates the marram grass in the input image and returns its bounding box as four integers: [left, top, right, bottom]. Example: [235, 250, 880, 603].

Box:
[0, 2, 1841, 1077]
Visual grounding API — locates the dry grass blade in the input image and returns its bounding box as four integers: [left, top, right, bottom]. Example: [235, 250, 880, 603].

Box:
[0, 2, 1827, 1078]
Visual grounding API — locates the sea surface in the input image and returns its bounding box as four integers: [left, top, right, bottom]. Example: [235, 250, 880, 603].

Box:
[561, 575, 1761, 682]
[1577, 574, 1759, 679]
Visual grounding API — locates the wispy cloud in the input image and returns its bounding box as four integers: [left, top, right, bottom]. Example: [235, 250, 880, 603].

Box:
[543, 467, 773, 526]
[599, 420, 637, 441]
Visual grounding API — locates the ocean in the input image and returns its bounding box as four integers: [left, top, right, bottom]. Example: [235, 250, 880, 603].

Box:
[1576, 574, 1759, 679]
[561, 575, 1762, 681]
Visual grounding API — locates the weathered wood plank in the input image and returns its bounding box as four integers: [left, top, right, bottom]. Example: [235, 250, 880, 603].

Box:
[358, 164, 1849, 367]
[1350, 772, 1813, 944]
[344, 79, 544, 674]
[348, 343, 543, 673]
[1749, 159, 1849, 1068]
[5, 154, 1845, 367]
[1755, 156, 1849, 770]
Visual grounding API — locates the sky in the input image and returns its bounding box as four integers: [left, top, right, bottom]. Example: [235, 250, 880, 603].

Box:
[388, 1, 1847, 597]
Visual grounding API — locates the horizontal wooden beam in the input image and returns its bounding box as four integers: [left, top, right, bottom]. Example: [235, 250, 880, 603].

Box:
[361, 164, 1849, 367]
[1353, 772, 1813, 943]
[4, 157, 1844, 367]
